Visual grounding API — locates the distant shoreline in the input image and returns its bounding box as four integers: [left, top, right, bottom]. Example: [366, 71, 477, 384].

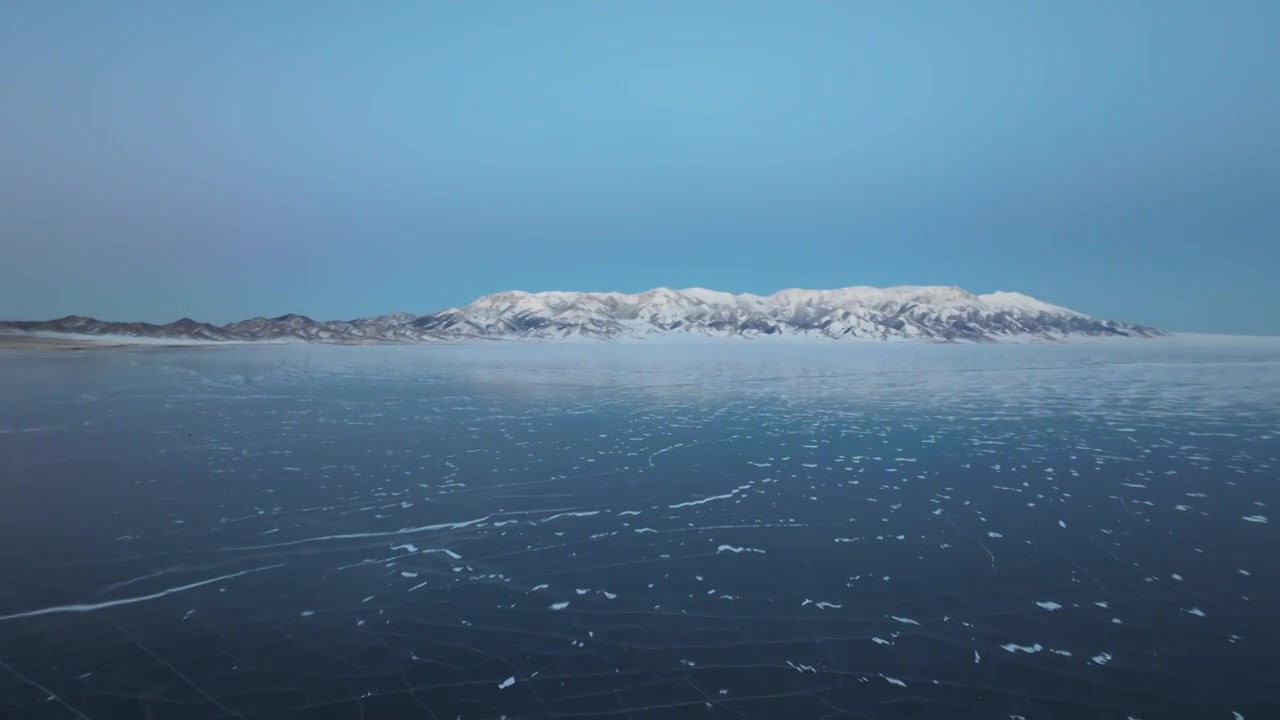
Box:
[0, 333, 253, 351]
[3, 330, 1277, 352]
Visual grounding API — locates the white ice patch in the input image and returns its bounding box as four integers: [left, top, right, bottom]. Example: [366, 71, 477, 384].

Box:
[884, 676, 907, 688]
[1183, 607, 1206, 617]
[498, 676, 515, 690]
[890, 616, 921, 626]
[549, 601, 570, 610]
[541, 511, 601, 522]
[423, 548, 462, 560]
[1090, 652, 1112, 666]
[1000, 643, 1043, 654]
[1242, 515, 1268, 523]
[716, 544, 765, 554]
[1035, 601, 1063, 611]
[669, 483, 752, 509]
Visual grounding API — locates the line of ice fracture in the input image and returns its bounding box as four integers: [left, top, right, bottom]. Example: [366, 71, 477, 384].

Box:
[218, 516, 491, 551]
[0, 564, 285, 622]
[0, 658, 94, 720]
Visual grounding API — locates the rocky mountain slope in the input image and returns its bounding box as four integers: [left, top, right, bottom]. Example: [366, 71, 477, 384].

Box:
[0, 286, 1165, 343]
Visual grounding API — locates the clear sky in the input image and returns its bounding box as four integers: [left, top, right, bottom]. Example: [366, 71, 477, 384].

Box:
[2, 2, 1277, 334]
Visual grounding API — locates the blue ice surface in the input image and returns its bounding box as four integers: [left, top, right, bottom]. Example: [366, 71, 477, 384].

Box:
[0, 336, 1277, 719]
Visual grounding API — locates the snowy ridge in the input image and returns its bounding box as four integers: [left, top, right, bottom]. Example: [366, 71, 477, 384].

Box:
[412, 285, 1157, 342]
[1, 285, 1163, 344]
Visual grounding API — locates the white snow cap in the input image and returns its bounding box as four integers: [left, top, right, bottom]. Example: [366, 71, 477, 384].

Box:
[463, 285, 1089, 318]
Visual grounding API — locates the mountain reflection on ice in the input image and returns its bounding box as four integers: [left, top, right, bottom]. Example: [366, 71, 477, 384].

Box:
[1, 339, 1278, 719]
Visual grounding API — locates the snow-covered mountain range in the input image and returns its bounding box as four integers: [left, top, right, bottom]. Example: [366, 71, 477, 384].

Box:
[0, 286, 1164, 344]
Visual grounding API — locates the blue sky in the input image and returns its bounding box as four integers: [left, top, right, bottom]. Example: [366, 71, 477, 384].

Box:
[2, 2, 1277, 333]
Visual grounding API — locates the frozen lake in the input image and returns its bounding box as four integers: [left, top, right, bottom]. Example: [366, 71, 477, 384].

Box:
[1, 338, 1278, 719]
